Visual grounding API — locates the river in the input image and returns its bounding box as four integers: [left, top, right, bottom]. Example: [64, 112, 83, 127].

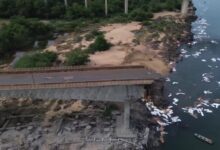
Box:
[162, 0, 220, 149]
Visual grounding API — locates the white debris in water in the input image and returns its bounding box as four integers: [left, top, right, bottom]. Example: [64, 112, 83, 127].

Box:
[208, 65, 213, 68]
[211, 103, 220, 108]
[172, 82, 179, 85]
[192, 51, 202, 58]
[204, 109, 213, 113]
[202, 73, 214, 83]
[172, 67, 176, 72]
[176, 92, 186, 96]
[192, 41, 198, 45]
[180, 49, 187, 54]
[200, 48, 206, 52]
[202, 76, 210, 82]
[201, 59, 207, 62]
[217, 58, 220, 61]
[172, 98, 179, 105]
[211, 58, 217, 62]
[168, 93, 172, 97]
[184, 55, 191, 58]
[211, 40, 218, 44]
[203, 90, 213, 95]
[166, 77, 171, 82]
[217, 81, 220, 86]
[171, 116, 181, 123]
[182, 98, 220, 118]
[144, 100, 181, 126]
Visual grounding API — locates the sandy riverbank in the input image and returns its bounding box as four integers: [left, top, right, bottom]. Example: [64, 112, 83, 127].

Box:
[44, 11, 194, 76]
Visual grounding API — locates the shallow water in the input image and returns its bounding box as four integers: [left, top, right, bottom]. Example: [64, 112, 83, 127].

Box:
[162, 0, 220, 149]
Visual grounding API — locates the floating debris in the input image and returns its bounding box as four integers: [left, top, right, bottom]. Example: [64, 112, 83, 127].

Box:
[144, 101, 181, 126]
[211, 40, 218, 44]
[172, 82, 179, 85]
[192, 51, 202, 58]
[203, 90, 213, 95]
[166, 77, 171, 82]
[211, 58, 217, 62]
[194, 133, 214, 145]
[172, 98, 179, 105]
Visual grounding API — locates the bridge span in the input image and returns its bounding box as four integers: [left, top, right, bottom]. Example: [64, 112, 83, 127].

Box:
[0, 65, 161, 137]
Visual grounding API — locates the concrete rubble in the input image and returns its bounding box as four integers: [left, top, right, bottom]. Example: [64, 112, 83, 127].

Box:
[0, 98, 161, 150]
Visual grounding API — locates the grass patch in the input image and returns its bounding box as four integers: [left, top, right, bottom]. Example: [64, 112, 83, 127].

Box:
[14, 51, 57, 68]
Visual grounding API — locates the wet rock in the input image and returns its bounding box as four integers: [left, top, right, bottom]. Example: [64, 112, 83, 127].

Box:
[64, 127, 72, 132]
[111, 111, 120, 116]
[103, 128, 110, 132]
[85, 125, 92, 130]
[34, 134, 41, 140]
[27, 126, 34, 132]
[43, 128, 49, 134]
[27, 136, 34, 142]
[79, 122, 87, 128]
[89, 121, 96, 126]
[16, 123, 21, 126]
[72, 121, 78, 125]
[103, 122, 111, 126]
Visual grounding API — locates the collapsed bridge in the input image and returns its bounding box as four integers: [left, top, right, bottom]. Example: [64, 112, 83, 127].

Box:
[0, 65, 161, 137]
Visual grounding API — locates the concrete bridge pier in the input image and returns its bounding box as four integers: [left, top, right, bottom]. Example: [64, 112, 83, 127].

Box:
[116, 100, 136, 138]
[181, 0, 190, 15]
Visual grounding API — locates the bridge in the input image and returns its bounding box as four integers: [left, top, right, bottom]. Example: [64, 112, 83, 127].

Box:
[45, 0, 191, 16]
[0, 65, 161, 137]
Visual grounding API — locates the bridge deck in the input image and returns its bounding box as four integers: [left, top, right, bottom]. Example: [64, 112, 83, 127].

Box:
[0, 66, 161, 90]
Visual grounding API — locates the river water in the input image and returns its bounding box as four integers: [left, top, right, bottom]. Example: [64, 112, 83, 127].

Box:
[162, 0, 220, 149]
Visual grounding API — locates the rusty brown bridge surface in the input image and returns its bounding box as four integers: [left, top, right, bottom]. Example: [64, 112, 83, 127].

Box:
[0, 66, 161, 102]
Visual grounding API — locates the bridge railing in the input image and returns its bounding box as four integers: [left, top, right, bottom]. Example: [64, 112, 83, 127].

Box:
[0, 65, 145, 74]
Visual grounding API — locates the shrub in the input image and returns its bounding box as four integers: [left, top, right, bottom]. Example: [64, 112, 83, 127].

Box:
[14, 51, 57, 68]
[129, 9, 153, 21]
[85, 29, 103, 41]
[65, 49, 89, 66]
[87, 35, 111, 53]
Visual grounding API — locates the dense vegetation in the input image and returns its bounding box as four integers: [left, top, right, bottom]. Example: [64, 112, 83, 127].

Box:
[0, 17, 53, 58]
[0, 0, 182, 19]
[0, 0, 183, 66]
[65, 49, 89, 66]
[14, 51, 57, 68]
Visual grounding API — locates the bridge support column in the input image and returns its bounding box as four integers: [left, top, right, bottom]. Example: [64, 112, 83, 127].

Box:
[116, 101, 136, 138]
[181, 0, 190, 15]
[123, 100, 130, 130]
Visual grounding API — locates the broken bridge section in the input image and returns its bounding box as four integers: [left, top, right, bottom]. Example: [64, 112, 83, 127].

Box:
[0, 65, 161, 137]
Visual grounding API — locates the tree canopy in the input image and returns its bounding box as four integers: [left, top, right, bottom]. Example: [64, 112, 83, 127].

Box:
[0, 0, 182, 19]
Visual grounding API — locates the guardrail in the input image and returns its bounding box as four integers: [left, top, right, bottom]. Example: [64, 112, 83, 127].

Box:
[0, 80, 153, 90]
[0, 65, 145, 74]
